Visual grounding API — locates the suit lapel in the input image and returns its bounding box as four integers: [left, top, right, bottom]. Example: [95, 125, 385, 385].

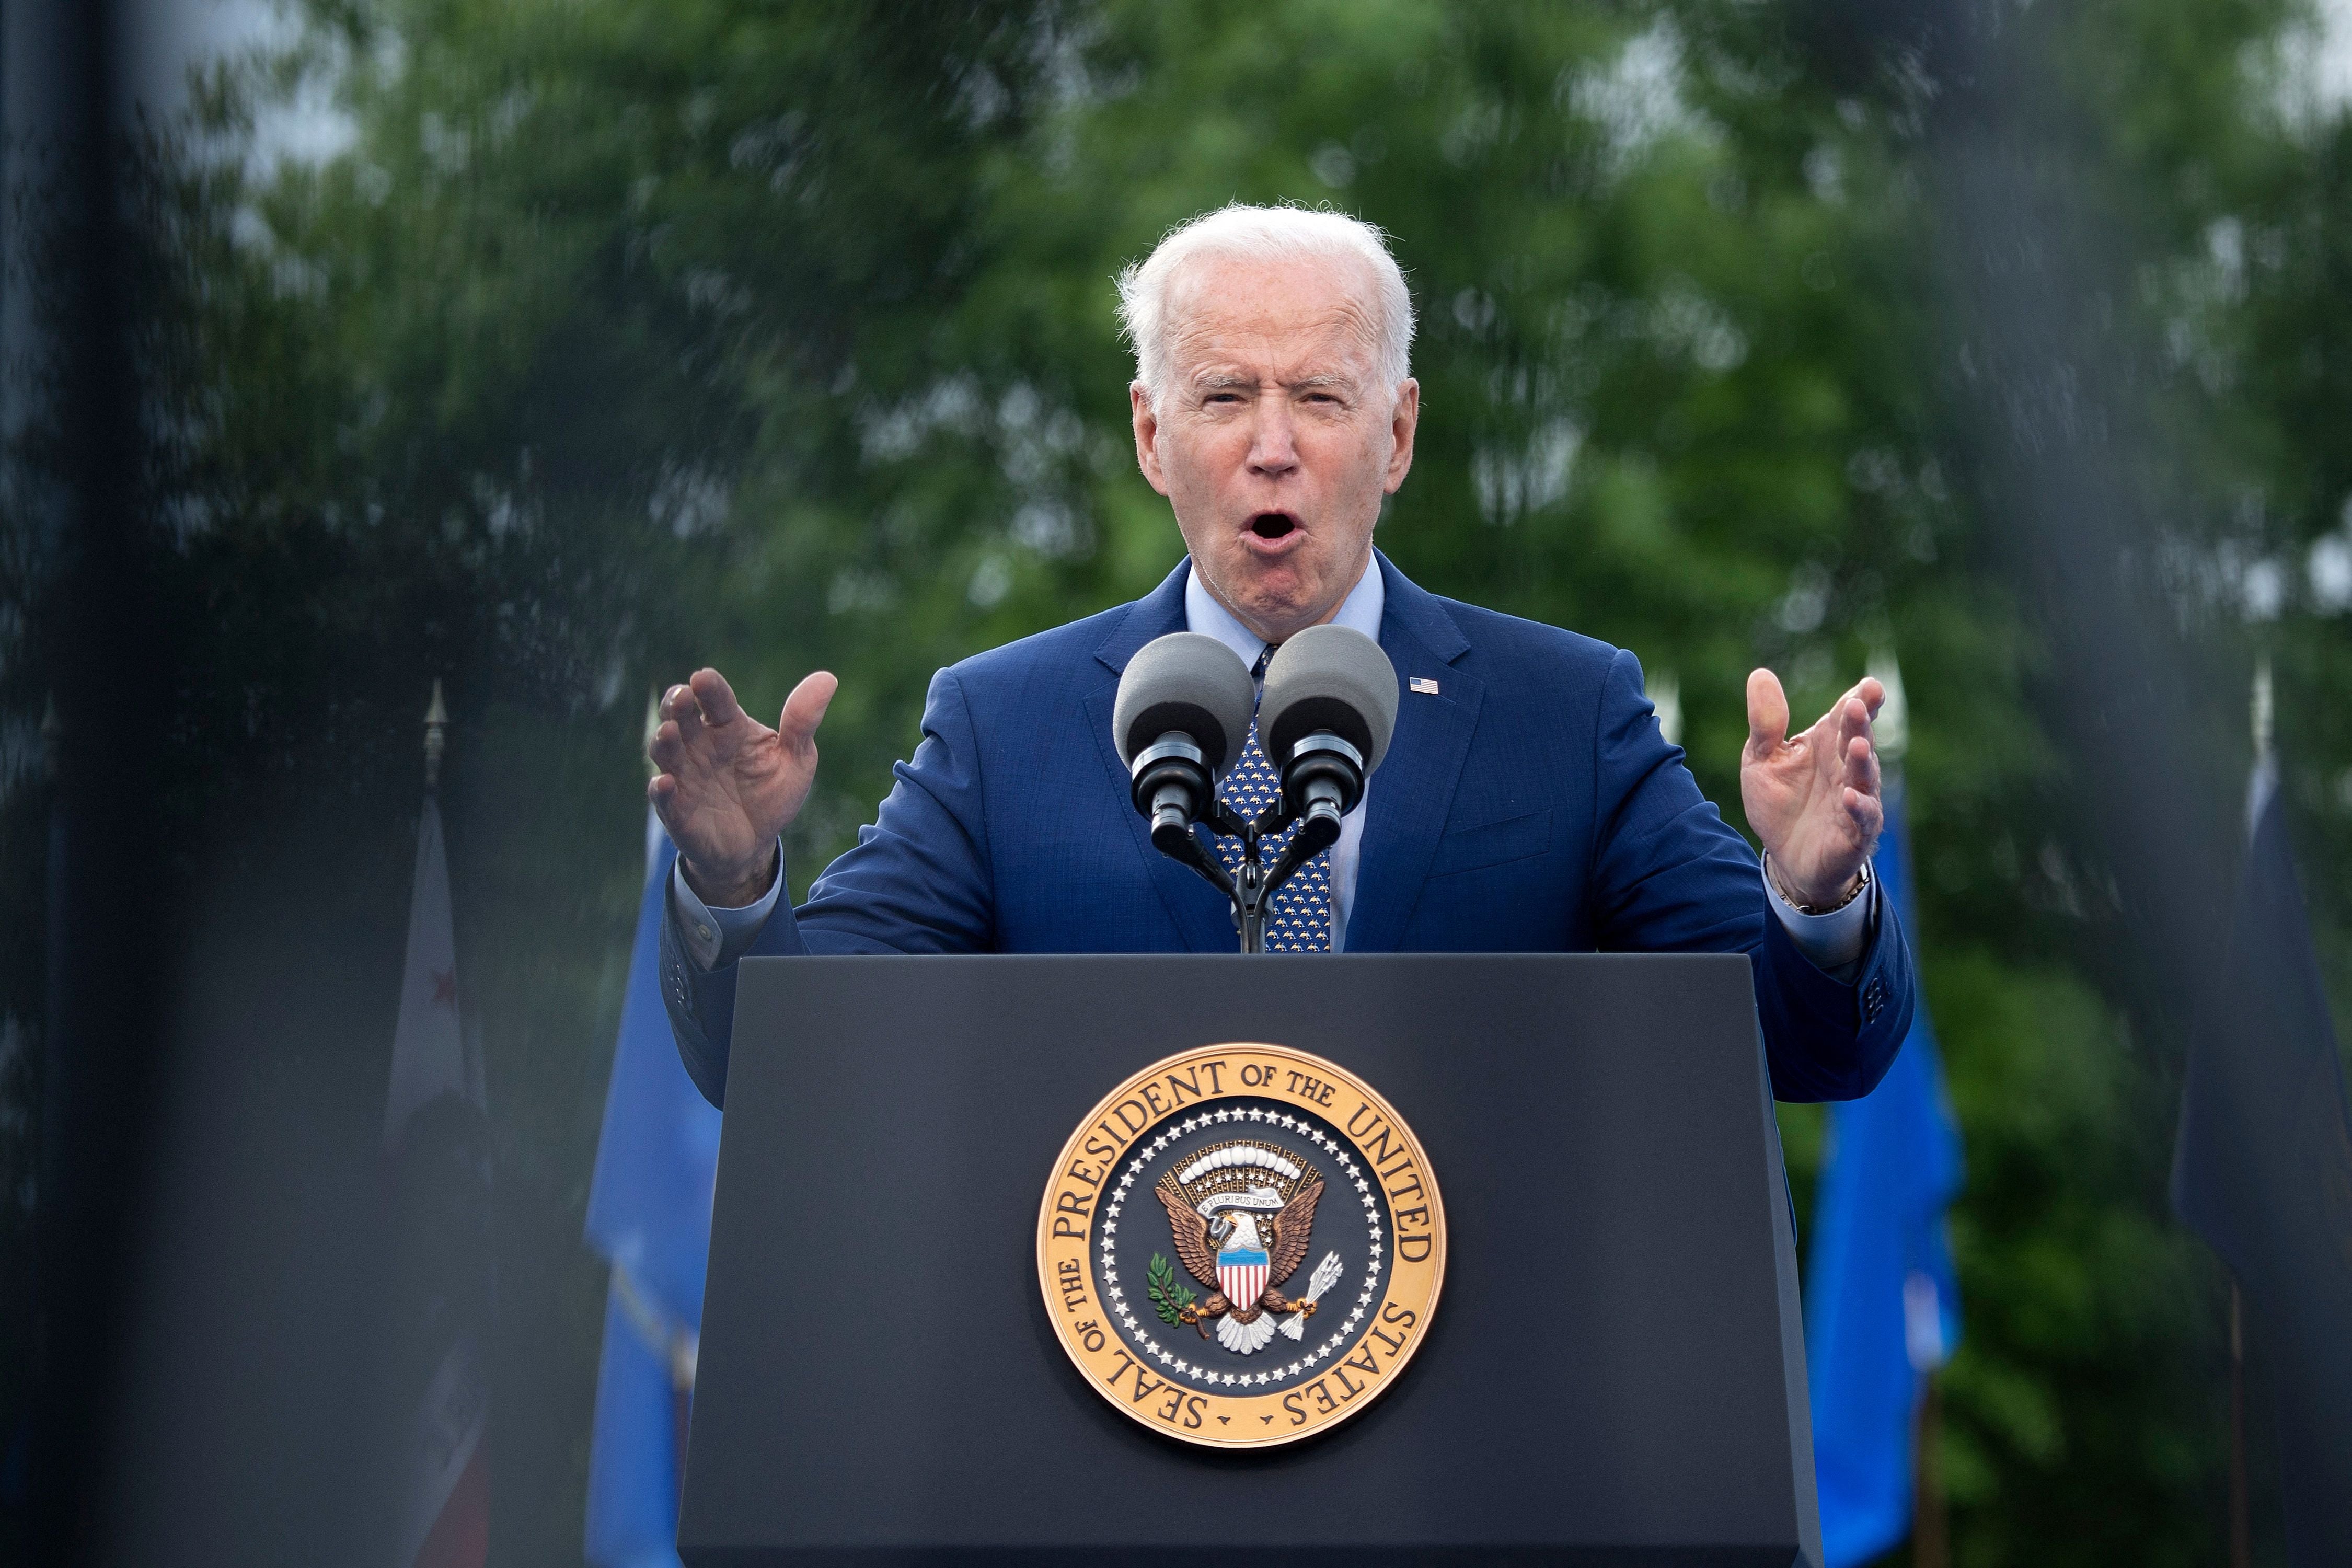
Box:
[1088, 561, 1233, 953]
[1345, 554, 1481, 953]
[1093, 558, 1192, 676]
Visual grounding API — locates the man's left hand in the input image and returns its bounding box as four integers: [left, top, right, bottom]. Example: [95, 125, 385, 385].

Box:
[1740, 669, 1885, 908]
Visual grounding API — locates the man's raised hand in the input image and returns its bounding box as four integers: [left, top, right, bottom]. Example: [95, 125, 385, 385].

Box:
[1738, 668, 1885, 909]
[648, 667, 837, 907]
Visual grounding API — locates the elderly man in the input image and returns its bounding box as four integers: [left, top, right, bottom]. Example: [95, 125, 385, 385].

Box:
[650, 203, 1911, 1109]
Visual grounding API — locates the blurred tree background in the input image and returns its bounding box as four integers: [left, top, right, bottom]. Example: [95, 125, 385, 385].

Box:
[5, 0, 2351, 1562]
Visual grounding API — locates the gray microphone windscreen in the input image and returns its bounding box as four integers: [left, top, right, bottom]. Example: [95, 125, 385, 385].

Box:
[1112, 632, 1256, 777]
[1260, 625, 1400, 775]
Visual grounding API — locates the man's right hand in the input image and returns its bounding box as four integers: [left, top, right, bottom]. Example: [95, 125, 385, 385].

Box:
[648, 666, 838, 907]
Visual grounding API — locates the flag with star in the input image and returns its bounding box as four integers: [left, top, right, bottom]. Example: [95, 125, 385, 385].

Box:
[378, 787, 492, 1568]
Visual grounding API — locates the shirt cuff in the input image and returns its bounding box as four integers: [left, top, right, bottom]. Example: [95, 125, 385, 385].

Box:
[1762, 861, 1875, 978]
[670, 846, 785, 971]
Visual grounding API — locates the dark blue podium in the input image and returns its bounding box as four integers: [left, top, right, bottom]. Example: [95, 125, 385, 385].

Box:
[679, 953, 1821, 1566]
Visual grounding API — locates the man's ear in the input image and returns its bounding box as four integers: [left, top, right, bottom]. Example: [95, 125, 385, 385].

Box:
[1132, 382, 1171, 496]
[1383, 378, 1420, 494]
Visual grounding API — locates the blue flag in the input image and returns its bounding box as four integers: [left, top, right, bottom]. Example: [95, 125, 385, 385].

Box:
[1805, 778, 1964, 1567]
[2172, 759, 2352, 1560]
[584, 812, 723, 1568]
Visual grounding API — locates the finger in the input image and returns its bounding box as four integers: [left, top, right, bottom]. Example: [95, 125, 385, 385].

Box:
[778, 670, 839, 747]
[1845, 732, 1881, 797]
[689, 667, 747, 727]
[1843, 689, 1876, 745]
[1745, 669, 1789, 761]
[1855, 675, 1886, 720]
[1816, 679, 1875, 740]
[660, 682, 698, 723]
[648, 771, 694, 847]
[1843, 785, 1885, 846]
[662, 682, 707, 745]
[648, 719, 683, 771]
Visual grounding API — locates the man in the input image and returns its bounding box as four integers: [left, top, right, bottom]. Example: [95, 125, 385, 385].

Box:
[650, 203, 1911, 1109]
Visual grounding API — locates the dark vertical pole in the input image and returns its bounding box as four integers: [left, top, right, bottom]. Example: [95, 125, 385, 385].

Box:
[2230, 1282, 2251, 1568]
[671, 1358, 693, 1508]
[1912, 1374, 1949, 1568]
[18, 1, 169, 1563]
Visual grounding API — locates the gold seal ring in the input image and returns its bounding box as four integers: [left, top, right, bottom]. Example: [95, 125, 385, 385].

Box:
[1036, 1042, 1445, 1449]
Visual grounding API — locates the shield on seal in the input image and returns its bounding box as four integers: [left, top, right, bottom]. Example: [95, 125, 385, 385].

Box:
[1216, 1246, 1269, 1310]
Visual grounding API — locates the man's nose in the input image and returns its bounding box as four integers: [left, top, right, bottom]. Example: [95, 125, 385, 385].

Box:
[1246, 395, 1299, 476]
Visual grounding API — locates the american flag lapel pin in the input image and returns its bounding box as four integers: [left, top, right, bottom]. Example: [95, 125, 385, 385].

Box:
[1409, 676, 1440, 695]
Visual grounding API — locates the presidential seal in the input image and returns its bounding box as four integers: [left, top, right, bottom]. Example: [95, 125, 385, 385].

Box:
[1035, 1043, 1445, 1449]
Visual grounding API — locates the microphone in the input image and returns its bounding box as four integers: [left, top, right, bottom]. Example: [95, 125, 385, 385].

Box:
[1111, 624, 1396, 953]
[1258, 625, 1399, 850]
[1111, 632, 1256, 855]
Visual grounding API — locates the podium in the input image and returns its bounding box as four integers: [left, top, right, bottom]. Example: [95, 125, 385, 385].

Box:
[680, 954, 1821, 1566]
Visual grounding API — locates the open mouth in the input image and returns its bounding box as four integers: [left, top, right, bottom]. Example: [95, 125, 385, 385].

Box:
[1248, 512, 1299, 541]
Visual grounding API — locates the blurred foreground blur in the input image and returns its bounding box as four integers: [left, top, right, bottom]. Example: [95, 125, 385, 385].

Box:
[5, 1, 2351, 1563]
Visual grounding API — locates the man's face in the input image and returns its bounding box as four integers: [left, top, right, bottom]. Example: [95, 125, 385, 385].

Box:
[1131, 253, 1419, 645]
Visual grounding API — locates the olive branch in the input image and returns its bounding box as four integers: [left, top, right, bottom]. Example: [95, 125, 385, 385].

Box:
[1147, 1253, 1197, 1326]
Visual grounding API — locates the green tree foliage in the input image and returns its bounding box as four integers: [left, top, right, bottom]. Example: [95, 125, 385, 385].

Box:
[6, 0, 2349, 1560]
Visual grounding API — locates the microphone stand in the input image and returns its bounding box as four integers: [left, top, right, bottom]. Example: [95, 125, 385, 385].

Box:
[1152, 797, 1342, 954]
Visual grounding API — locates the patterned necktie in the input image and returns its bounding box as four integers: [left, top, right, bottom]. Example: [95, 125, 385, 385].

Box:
[1216, 647, 1334, 952]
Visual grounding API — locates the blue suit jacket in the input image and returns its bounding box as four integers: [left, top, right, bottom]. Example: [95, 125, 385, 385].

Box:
[663, 553, 1913, 1108]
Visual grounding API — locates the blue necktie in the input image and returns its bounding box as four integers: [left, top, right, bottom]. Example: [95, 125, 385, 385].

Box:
[1216, 647, 1333, 953]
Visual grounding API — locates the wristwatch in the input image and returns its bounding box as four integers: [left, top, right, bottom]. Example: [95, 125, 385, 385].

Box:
[1766, 852, 1872, 916]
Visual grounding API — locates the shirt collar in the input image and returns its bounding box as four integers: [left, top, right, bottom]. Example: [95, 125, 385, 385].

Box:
[1182, 553, 1386, 672]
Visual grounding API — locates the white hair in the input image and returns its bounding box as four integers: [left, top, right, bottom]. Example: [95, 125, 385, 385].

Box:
[1114, 202, 1415, 409]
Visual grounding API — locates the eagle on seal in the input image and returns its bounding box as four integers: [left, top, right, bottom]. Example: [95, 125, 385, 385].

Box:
[1156, 1168, 1324, 1355]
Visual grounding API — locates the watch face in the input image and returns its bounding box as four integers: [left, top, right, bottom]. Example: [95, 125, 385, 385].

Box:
[1036, 1042, 1445, 1449]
